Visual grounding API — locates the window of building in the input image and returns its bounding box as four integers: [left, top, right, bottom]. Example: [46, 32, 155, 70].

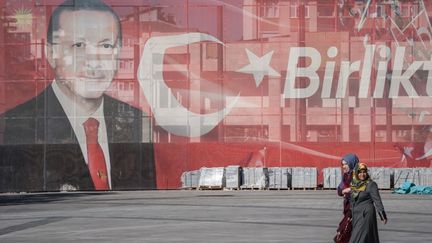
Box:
[260, 0, 279, 18]
[290, 4, 310, 18]
[318, 4, 335, 17]
[376, 129, 386, 138]
[392, 125, 413, 142]
[119, 59, 134, 70]
[206, 43, 219, 59]
[376, 4, 385, 18]
[118, 82, 125, 90]
[225, 125, 269, 142]
[399, 4, 418, 17]
[306, 125, 340, 142]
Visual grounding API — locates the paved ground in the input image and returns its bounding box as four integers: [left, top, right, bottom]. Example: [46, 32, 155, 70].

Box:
[0, 190, 431, 243]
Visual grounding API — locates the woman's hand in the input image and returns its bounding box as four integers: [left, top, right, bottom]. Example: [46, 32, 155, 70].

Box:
[342, 188, 351, 194]
[382, 218, 388, 224]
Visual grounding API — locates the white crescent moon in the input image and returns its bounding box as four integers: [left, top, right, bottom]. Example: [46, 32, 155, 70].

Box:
[416, 149, 432, 160]
[137, 33, 239, 137]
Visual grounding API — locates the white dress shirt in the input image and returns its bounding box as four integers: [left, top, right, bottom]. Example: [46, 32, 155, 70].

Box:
[52, 80, 112, 189]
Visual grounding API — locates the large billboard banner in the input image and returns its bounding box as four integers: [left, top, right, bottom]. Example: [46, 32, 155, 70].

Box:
[1, 0, 432, 191]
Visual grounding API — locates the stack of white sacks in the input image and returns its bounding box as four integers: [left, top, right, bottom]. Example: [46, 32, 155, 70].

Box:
[291, 167, 317, 189]
[241, 167, 269, 189]
[225, 165, 242, 189]
[368, 167, 392, 189]
[268, 167, 291, 189]
[180, 166, 432, 190]
[323, 167, 341, 189]
[197, 167, 225, 189]
[392, 168, 431, 188]
[419, 168, 432, 186]
[181, 170, 200, 189]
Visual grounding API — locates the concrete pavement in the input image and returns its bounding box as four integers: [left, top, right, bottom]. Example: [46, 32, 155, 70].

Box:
[0, 190, 431, 242]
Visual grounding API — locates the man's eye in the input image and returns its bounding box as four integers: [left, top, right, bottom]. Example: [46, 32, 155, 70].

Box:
[72, 42, 84, 48]
[102, 43, 114, 48]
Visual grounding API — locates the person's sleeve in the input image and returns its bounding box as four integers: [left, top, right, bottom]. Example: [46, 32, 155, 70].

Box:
[337, 173, 349, 197]
[369, 181, 387, 220]
[337, 181, 344, 196]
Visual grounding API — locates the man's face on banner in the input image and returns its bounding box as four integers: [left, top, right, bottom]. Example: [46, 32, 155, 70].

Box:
[48, 10, 120, 99]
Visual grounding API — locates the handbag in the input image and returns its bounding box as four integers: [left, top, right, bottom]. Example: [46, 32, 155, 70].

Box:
[333, 214, 352, 243]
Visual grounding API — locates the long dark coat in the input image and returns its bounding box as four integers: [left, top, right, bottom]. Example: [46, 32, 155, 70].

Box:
[349, 181, 386, 243]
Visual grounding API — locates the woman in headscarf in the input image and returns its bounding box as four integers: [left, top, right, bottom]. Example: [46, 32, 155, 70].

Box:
[349, 163, 388, 243]
[338, 154, 359, 213]
[334, 153, 359, 242]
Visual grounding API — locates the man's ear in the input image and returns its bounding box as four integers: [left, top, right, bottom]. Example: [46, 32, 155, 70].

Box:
[45, 43, 56, 68]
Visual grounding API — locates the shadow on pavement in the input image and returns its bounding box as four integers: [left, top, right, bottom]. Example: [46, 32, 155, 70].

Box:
[0, 191, 115, 206]
[0, 217, 68, 236]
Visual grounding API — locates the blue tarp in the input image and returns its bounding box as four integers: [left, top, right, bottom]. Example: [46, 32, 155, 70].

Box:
[393, 181, 432, 195]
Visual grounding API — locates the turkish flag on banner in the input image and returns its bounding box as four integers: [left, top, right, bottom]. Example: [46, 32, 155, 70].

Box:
[1, 0, 432, 191]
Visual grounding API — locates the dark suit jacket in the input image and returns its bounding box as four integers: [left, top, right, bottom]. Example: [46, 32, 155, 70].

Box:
[0, 85, 156, 192]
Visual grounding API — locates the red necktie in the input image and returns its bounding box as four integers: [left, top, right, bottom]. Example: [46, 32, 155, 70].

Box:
[83, 118, 109, 190]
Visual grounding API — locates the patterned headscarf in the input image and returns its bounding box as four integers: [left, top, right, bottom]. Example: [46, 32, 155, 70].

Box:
[350, 163, 370, 200]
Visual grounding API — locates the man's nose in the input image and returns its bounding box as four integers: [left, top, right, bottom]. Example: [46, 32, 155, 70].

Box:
[85, 45, 103, 69]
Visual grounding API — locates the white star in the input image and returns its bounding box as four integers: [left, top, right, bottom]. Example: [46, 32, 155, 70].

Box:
[403, 147, 414, 158]
[236, 48, 280, 87]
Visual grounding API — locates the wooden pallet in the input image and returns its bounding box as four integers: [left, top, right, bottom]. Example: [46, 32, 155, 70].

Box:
[181, 187, 198, 190]
[223, 187, 240, 191]
[268, 187, 290, 190]
[239, 187, 267, 190]
[291, 187, 317, 191]
[197, 185, 223, 190]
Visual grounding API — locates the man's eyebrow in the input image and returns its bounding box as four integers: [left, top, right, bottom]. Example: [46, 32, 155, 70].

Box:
[98, 38, 114, 44]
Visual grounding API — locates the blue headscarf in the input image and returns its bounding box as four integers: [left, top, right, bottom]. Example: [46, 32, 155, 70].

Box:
[338, 153, 360, 196]
[341, 153, 359, 173]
